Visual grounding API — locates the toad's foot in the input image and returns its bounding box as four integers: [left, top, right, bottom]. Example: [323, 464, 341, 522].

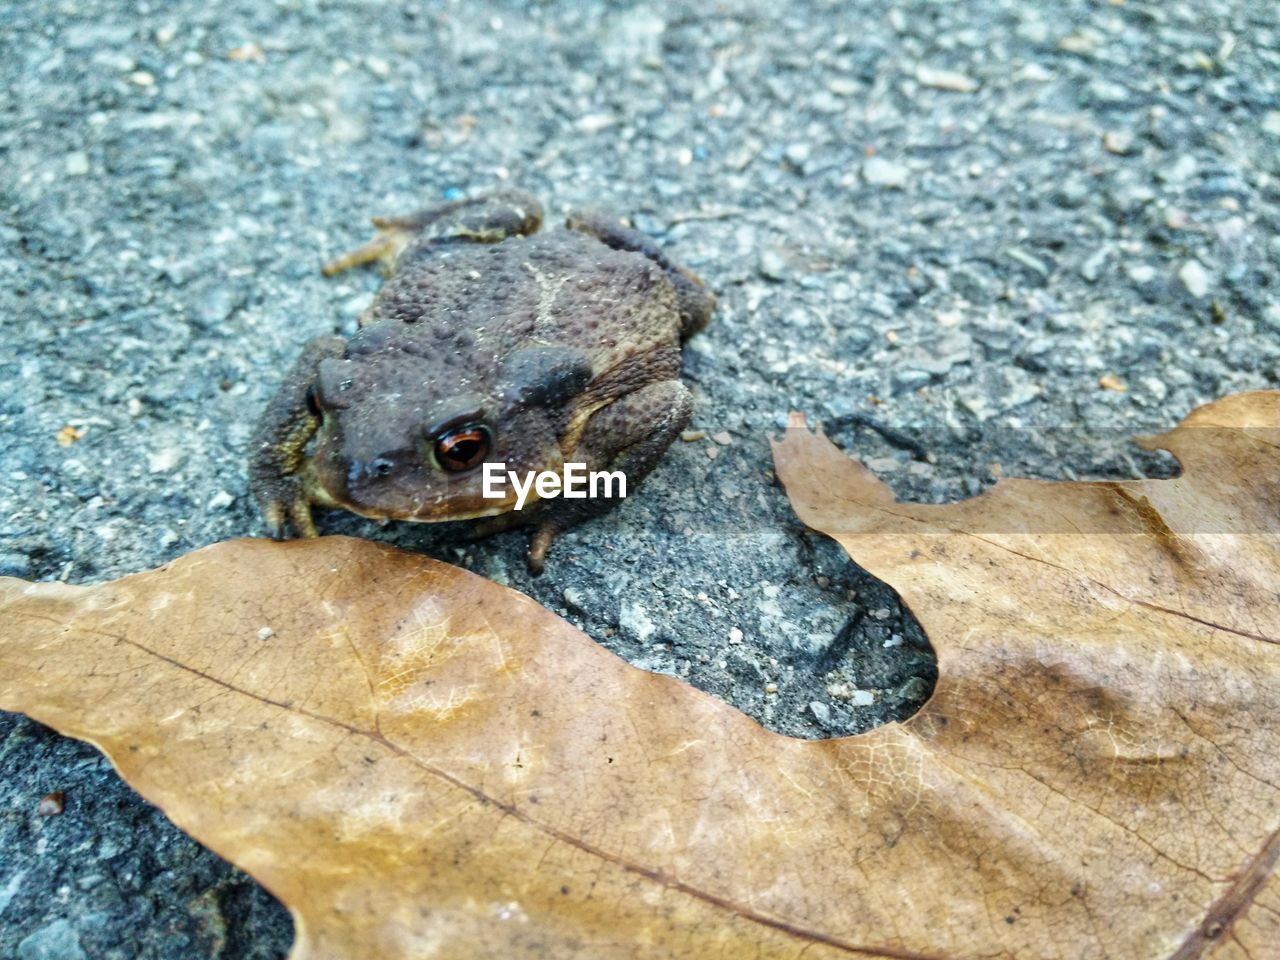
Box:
[322, 190, 545, 278]
[259, 487, 319, 540]
[321, 222, 418, 278]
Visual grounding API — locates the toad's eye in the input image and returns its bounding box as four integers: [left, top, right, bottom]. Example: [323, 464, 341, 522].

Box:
[433, 424, 491, 472]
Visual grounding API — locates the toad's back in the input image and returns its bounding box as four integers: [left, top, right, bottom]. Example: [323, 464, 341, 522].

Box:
[364, 231, 683, 378]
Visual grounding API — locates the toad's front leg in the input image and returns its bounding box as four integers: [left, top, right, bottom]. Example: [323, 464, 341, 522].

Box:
[248, 336, 345, 538]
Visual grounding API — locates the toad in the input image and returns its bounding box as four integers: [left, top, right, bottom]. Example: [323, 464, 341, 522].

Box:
[248, 190, 714, 573]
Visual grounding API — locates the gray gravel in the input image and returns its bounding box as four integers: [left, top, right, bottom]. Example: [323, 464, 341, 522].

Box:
[3, 0, 1279, 955]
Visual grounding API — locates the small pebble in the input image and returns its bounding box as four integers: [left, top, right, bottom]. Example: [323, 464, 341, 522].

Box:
[763, 682, 778, 695]
[758, 249, 788, 280]
[56, 425, 85, 447]
[864, 456, 901, 473]
[94, 50, 136, 72]
[808, 701, 831, 724]
[15, 919, 87, 960]
[1080, 245, 1110, 282]
[65, 152, 90, 176]
[1157, 155, 1197, 184]
[619, 603, 656, 642]
[757, 597, 783, 618]
[728, 627, 743, 644]
[915, 64, 979, 92]
[207, 490, 234, 510]
[128, 70, 155, 87]
[1005, 247, 1049, 277]
[1103, 130, 1135, 155]
[562, 586, 585, 612]
[227, 41, 265, 62]
[778, 140, 808, 165]
[575, 113, 615, 134]
[863, 156, 909, 188]
[711, 431, 733, 446]
[849, 689, 876, 707]
[257, 627, 275, 640]
[1178, 259, 1211, 298]
[1098, 373, 1127, 392]
[147, 448, 182, 474]
[37, 792, 65, 816]
[1264, 112, 1280, 137]
[1214, 217, 1246, 243]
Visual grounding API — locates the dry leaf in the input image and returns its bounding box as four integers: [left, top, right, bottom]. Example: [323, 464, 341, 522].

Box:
[1, 390, 1278, 958]
[227, 41, 265, 62]
[771, 389, 1280, 958]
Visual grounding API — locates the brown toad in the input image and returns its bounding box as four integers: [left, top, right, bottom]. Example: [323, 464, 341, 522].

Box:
[248, 190, 714, 573]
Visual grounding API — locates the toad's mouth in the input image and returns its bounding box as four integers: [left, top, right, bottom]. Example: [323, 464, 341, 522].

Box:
[303, 466, 529, 523]
[340, 499, 516, 523]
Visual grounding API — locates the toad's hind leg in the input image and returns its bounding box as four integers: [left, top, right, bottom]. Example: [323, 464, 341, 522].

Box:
[565, 208, 715, 338]
[321, 189, 544, 278]
[526, 379, 693, 574]
[466, 381, 693, 573]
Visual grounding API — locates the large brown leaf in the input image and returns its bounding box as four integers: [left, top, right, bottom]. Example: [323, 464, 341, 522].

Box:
[1, 390, 1277, 958]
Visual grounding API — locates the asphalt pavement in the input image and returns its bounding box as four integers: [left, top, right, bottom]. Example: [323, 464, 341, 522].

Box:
[2, 0, 1278, 955]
